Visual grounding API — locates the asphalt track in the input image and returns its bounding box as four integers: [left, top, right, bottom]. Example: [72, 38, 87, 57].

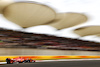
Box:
[0, 60, 100, 67]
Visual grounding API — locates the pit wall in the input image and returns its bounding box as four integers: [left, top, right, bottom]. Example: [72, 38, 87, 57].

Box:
[0, 56, 100, 62]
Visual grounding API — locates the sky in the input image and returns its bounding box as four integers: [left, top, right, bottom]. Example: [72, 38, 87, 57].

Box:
[0, 0, 100, 42]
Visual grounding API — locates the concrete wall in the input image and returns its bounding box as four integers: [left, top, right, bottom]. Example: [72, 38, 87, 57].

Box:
[0, 48, 100, 56]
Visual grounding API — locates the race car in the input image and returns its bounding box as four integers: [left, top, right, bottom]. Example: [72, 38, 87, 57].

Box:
[6, 57, 36, 64]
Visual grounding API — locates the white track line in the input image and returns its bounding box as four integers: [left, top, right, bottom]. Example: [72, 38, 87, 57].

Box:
[36, 59, 100, 62]
[0, 62, 6, 64]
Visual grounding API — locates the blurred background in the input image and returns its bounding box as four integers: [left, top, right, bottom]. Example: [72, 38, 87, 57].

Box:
[0, 0, 100, 55]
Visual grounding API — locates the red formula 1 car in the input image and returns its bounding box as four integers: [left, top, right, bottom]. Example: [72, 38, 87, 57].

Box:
[6, 57, 36, 64]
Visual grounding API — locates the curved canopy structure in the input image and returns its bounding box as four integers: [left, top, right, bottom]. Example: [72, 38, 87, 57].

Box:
[1, 1, 88, 29]
[95, 34, 100, 37]
[0, 0, 14, 13]
[2, 2, 56, 27]
[46, 13, 88, 29]
[74, 26, 100, 36]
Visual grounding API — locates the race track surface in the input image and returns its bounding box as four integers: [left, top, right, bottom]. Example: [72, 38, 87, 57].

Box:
[0, 60, 100, 67]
